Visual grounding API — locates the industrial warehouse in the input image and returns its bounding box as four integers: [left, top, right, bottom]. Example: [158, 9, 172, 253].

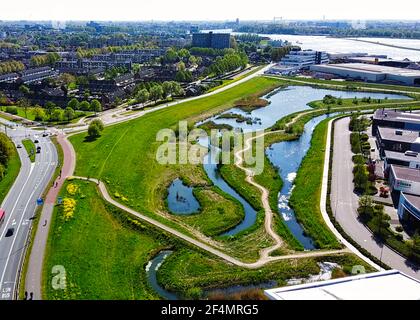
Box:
[311, 63, 420, 85]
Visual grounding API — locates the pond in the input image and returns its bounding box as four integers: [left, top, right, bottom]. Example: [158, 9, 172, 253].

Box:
[197, 85, 410, 131]
[167, 178, 200, 215]
[197, 85, 409, 241]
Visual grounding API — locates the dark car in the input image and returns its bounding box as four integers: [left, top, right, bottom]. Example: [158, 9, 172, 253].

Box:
[34, 139, 39, 143]
[16, 144, 22, 148]
[36, 146, 41, 153]
[42, 133, 48, 137]
[5, 228, 14, 237]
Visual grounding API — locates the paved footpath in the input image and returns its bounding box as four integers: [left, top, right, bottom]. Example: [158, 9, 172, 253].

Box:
[24, 132, 75, 299]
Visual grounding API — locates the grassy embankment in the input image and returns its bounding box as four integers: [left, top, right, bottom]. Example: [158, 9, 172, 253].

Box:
[207, 65, 265, 93]
[22, 139, 36, 162]
[69, 77, 283, 262]
[43, 180, 375, 299]
[276, 76, 420, 95]
[0, 134, 21, 203]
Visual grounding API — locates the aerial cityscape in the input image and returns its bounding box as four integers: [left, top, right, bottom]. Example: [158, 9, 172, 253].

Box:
[0, 0, 419, 309]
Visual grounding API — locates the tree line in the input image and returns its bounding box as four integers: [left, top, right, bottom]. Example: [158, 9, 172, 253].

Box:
[0, 133, 14, 180]
[0, 60, 25, 75]
[133, 81, 184, 104]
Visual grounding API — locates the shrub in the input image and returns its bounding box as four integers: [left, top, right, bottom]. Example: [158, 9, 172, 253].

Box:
[395, 226, 404, 233]
[352, 154, 365, 165]
[87, 119, 104, 138]
[5, 106, 17, 115]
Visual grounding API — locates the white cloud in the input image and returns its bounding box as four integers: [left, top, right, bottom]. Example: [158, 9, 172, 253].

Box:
[0, 0, 419, 21]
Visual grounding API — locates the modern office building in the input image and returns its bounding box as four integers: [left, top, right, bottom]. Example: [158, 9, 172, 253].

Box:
[389, 165, 420, 222]
[310, 63, 420, 85]
[192, 32, 231, 49]
[376, 127, 420, 155]
[280, 50, 329, 70]
[372, 109, 420, 135]
[384, 150, 420, 171]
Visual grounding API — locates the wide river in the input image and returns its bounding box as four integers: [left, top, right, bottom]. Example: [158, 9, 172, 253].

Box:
[205, 29, 420, 61]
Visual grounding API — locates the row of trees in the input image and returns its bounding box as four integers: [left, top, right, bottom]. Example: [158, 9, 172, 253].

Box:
[67, 98, 102, 113]
[207, 52, 248, 76]
[30, 52, 60, 67]
[0, 60, 25, 75]
[358, 195, 420, 263]
[133, 81, 184, 104]
[0, 133, 14, 180]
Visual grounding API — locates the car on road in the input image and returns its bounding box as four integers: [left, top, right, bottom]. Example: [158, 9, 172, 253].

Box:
[36, 146, 41, 153]
[16, 144, 22, 148]
[5, 227, 14, 237]
[0, 209, 5, 227]
[42, 132, 48, 137]
[34, 139, 39, 143]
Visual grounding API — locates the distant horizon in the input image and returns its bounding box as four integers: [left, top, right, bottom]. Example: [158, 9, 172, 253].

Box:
[1, 0, 419, 22]
[1, 19, 420, 23]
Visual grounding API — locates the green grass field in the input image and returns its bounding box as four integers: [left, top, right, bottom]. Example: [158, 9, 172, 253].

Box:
[182, 186, 244, 237]
[43, 180, 375, 299]
[69, 77, 283, 258]
[308, 98, 408, 109]
[288, 117, 341, 249]
[0, 106, 91, 124]
[157, 248, 375, 299]
[43, 181, 169, 299]
[22, 139, 36, 162]
[0, 136, 21, 204]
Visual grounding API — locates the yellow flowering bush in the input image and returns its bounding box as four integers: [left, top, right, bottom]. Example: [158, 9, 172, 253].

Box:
[63, 197, 77, 220]
[66, 183, 78, 196]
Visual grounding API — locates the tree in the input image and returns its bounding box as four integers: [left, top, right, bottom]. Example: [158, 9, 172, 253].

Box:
[17, 98, 31, 119]
[90, 99, 102, 115]
[369, 205, 390, 239]
[79, 100, 91, 111]
[50, 108, 63, 122]
[0, 91, 9, 105]
[0, 132, 13, 166]
[19, 85, 30, 96]
[33, 106, 46, 121]
[407, 233, 420, 263]
[162, 81, 174, 99]
[44, 101, 57, 117]
[149, 85, 163, 102]
[87, 119, 104, 138]
[64, 107, 75, 122]
[358, 195, 374, 220]
[67, 98, 79, 110]
[135, 89, 149, 104]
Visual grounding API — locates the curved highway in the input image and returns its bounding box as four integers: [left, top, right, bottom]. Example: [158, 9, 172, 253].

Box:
[0, 119, 57, 300]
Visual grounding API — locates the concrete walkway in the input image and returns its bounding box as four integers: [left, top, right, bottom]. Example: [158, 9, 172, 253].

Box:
[24, 133, 75, 299]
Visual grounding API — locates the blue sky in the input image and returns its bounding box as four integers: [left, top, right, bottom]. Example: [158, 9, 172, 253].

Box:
[1, 0, 419, 21]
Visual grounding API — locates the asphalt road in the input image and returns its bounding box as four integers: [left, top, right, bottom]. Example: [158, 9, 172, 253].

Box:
[330, 116, 420, 280]
[0, 120, 57, 300]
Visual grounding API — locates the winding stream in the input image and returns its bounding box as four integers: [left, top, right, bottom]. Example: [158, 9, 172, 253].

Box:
[197, 85, 410, 242]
